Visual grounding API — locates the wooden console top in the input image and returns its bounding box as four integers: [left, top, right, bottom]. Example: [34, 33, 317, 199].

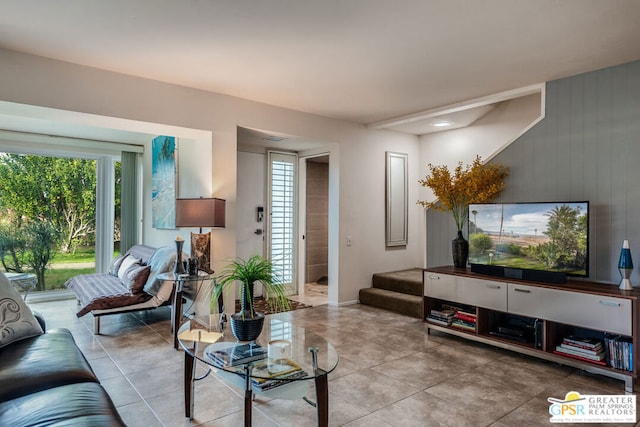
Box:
[424, 266, 640, 300]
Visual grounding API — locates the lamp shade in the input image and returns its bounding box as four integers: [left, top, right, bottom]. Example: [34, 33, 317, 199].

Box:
[175, 198, 226, 228]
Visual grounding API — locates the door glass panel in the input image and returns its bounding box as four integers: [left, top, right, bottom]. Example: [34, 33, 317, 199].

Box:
[268, 152, 297, 289]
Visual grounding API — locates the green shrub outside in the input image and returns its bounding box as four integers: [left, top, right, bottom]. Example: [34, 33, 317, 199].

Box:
[45, 267, 96, 290]
[6, 246, 119, 291]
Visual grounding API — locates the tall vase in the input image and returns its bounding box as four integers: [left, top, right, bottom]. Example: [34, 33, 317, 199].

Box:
[174, 239, 186, 274]
[452, 230, 469, 268]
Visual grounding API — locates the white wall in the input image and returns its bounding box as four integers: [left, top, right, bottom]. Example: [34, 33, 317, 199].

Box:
[236, 151, 266, 260]
[0, 47, 421, 306]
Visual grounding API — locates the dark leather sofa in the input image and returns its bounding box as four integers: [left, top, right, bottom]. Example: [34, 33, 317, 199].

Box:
[0, 317, 125, 426]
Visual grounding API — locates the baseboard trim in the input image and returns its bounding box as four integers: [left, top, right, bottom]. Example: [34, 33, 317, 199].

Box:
[335, 299, 359, 307]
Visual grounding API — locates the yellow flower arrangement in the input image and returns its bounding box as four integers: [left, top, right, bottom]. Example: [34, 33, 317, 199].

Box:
[418, 156, 509, 231]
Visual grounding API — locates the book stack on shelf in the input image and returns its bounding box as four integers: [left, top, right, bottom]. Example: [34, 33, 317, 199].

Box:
[426, 308, 454, 326]
[249, 358, 308, 391]
[553, 336, 606, 366]
[604, 334, 633, 372]
[448, 305, 477, 332]
[206, 342, 268, 367]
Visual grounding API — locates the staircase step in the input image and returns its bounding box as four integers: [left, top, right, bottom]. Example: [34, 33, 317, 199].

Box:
[371, 268, 423, 296]
[359, 287, 422, 318]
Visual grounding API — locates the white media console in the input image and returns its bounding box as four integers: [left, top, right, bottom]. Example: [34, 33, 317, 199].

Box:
[423, 266, 639, 392]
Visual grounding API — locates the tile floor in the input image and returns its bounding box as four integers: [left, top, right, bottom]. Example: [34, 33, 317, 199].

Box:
[29, 297, 639, 426]
[289, 282, 328, 307]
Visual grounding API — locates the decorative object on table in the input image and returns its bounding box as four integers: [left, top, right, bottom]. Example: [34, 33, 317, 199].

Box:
[214, 255, 290, 341]
[206, 342, 268, 367]
[268, 339, 292, 362]
[187, 258, 198, 276]
[174, 235, 186, 274]
[151, 135, 177, 229]
[175, 197, 226, 273]
[418, 155, 509, 268]
[618, 239, 634, 290]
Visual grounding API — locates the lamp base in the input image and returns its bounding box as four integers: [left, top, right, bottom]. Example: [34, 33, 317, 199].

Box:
[191, 231, 212, 274]
[619, 278, 633, 290]
[619, 267, 633, 290]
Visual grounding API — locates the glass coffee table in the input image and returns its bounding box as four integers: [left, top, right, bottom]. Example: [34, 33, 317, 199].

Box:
[177, 315, 339, 427]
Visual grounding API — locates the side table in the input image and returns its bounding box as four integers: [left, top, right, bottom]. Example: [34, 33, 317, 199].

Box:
[157, 272, 214, 349]
[5, 272, 37, 301]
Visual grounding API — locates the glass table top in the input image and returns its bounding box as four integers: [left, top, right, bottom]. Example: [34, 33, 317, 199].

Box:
[177, 314, 339, 383]
[157, 272, 214, 282]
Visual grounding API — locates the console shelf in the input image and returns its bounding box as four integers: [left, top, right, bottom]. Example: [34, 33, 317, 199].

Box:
[423, 266, 640, 392]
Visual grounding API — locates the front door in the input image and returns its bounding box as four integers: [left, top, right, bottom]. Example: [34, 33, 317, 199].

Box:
[267, 151, 297, 294]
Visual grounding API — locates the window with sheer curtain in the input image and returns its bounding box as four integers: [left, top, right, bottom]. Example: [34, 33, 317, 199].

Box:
[0, 130, 142, 273]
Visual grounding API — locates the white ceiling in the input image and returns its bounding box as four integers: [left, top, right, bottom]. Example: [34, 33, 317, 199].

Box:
[1, 1, 640, 129]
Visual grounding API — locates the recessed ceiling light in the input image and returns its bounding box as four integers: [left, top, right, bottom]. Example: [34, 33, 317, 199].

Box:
[262, 135, 286, 142]
[431, 120, 452, 127]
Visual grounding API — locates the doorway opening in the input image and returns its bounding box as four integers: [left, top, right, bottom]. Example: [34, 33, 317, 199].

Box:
[289, 155, 329, 307]
[236, 127, 332, 307]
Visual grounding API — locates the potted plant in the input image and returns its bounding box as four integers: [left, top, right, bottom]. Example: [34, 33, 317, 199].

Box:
[418, 155, 509, 268]
[213, 255, 290, 341]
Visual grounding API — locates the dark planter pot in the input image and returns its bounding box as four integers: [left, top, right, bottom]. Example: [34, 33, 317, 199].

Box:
[230, 281, 265, 341]
[230, 312, 265, 341]
[452, 230, 469, 268]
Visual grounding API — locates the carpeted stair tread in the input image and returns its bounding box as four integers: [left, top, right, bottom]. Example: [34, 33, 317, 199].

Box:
[359, 287, 422, 318]
[371, 268, 423, 296]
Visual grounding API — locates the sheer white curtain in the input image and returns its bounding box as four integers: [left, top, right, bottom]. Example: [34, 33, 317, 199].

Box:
[119, 151, 140, 254]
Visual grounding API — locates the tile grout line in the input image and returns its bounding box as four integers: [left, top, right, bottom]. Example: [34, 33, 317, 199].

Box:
[80, 312, 168, 426]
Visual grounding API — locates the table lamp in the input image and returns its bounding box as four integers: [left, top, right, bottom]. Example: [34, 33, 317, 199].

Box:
[176, 197, 226, 273]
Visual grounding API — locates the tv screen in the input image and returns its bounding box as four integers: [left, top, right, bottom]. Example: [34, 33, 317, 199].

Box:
[468, 201, 589, 277]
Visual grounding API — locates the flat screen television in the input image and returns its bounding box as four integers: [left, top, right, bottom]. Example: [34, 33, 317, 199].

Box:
[468, 201, 589, 278]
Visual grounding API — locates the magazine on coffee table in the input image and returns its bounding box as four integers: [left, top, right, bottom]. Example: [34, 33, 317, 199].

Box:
[247, 358, 307, 391]
[205, 342, 267, 367]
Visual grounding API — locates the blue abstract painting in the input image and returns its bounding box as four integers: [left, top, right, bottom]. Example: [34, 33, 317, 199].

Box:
[152, 135, 176, 229]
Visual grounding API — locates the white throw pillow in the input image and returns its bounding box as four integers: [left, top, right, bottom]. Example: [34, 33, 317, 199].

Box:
[117, 255, 141, 283]
[108, 254, 127, 276]
[0, 271, 44, 348]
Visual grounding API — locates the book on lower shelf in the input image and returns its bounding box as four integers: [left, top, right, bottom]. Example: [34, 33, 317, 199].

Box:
[554, 344, 605, 362]
[558, 342, 603, 357]
[563, 335, 604, 350]
[554, 335, 606, 364]
[247, 358, 308, 391]
[552, 349, 608, 366]
[429, 304, 477, 331]
[454, 311, 477, 323]
[205, 342, 267, 367]
[450, 319, 476, 332]
[553, 334, 634, 370]
[604, 334, 633, 372]
[426, 308, 454, 326]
